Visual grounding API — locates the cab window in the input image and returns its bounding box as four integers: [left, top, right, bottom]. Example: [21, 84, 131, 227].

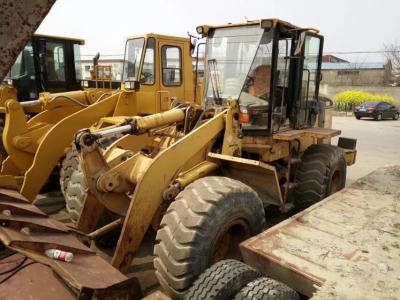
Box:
[46, 42, 66, 82]
[162, 46, 182, 86]
[141, 38, 155, 84]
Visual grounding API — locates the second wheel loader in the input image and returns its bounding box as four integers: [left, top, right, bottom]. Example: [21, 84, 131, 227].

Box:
[68, 18, 357, 298]
[0, 33, 203, 206]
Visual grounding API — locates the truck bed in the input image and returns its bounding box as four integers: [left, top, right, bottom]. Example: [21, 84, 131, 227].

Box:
[241, 165, 400, 299]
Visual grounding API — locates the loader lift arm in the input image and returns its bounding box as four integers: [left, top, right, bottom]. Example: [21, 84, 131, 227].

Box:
[75, 107, 226, 271]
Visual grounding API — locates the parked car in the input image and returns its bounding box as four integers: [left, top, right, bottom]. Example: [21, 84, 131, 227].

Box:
[354, 101, 399, 121]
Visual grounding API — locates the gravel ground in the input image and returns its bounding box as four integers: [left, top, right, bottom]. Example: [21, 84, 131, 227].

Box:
[332, 115, 400, 184]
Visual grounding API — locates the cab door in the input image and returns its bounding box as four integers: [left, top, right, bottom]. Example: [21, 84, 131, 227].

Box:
[135, 37, 158, 115]
[136, 38, 186, 114]
[295, 33, 323, 129]
[158, 39, 186, 111]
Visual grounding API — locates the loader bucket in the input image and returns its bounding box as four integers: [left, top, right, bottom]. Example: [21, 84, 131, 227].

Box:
[0, 188, 141, 299]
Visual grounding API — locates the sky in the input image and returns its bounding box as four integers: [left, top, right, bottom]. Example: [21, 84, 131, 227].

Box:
[36, 0, 400, 62]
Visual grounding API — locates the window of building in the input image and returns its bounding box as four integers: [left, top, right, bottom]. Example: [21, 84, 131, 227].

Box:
[162, 45, 182, 86]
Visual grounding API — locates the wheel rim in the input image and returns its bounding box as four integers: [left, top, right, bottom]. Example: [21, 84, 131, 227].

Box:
[378, 114, 382, 120]
[329, 169, 342, 195]
[211, 219, 251, 264]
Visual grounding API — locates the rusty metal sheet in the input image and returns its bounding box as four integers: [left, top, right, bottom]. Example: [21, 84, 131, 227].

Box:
[273, 127, 341, 141]
[241, 165, 400, 299]
[0, 254, 75, 300]
[0, 0, 56, 80]
[0, 194, 142, 298]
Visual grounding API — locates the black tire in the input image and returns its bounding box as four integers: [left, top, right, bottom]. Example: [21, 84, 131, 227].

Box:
[185, 260, 262, 300]
[375, 113, 382, 121]
[60, 137, 118, 222]
[355, 116, 361, 120]
[234, 277, 300, 300]
[65, 167, 86, 222]
[294, 144, 346, 211]
[154, 176, 266, 299]
[394, 112, 399, 120]
[60, 146, 80, 198]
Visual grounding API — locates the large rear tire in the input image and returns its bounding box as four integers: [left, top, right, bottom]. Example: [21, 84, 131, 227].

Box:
[185, 260, 262, 300]
[154, 176, 266, 299]
[294, 144, 346, 211]
[234, 277, 300, 300]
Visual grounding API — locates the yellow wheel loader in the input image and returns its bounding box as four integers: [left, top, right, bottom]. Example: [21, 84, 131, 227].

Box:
[65, 19, 357, 298]
[0, 33, 202, 206]
[0, 34, 86, 163]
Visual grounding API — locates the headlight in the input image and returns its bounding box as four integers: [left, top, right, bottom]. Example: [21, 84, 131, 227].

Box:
[260, 19, 273, 31]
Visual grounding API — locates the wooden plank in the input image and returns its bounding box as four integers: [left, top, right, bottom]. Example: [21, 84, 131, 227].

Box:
[241, 165, 400, 299]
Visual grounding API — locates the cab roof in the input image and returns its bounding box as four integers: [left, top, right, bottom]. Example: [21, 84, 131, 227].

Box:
[197, 18, 319, 36]
[125, 33, 189, 43]
[33, 33, 85, 45]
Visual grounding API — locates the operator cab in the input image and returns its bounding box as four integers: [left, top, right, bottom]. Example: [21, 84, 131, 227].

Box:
[121, 34, 198, 114]
[4, 34, 84, 101]
[198, 19, 323, 135]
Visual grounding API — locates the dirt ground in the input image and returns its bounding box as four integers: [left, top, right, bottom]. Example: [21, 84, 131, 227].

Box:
[332, 115, 400, 184]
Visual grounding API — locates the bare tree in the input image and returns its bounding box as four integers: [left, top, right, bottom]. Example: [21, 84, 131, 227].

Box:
[383, 43, 400, 85]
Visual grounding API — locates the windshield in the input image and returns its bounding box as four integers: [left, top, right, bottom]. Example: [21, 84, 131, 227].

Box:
[122, 38, 145, 81]
[205, 25, 264, 104]
[10, 42, 35, 79]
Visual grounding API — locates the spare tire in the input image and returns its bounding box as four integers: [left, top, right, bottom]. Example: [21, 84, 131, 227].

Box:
[234, 277, 300, 300]
[185, 259, 262, 300]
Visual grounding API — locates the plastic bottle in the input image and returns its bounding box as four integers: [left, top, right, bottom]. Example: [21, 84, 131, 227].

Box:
[45, 249, 74, 262]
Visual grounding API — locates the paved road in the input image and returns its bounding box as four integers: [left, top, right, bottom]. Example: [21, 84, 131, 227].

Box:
[332, 115, 400, 184]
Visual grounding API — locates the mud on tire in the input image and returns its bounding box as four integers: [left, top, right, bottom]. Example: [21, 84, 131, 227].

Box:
[294, 144, 346, 211]
[154, 176, 266, 299]
[185, 259, 262, 300]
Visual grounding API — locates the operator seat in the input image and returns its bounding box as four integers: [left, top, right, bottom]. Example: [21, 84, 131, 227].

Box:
[248, 65, 271, 99]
